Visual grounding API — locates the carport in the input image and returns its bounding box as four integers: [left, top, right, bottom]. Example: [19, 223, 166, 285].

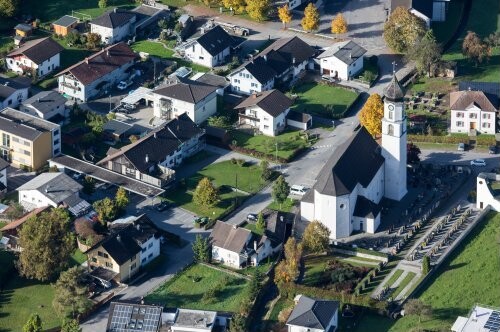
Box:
[120, 87, 154, 108]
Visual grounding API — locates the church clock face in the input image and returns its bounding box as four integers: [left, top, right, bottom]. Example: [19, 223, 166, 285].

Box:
[388, 104, 395, 111]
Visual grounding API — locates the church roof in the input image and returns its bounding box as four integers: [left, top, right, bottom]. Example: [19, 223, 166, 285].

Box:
[353, 195, 382, 219]
[383, 74, 405, 102]
[314, 127, 385, 197]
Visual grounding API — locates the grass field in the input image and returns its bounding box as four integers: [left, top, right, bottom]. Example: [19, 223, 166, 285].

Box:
[292, 83, 359, 118]
[267, 198, 296, 213]
[391, 272, 416, 299]
[145, 264, 250, 312]
[386, 269, 404, 287]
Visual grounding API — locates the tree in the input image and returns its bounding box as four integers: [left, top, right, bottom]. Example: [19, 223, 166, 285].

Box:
[383, 6, 427, 53]
[229, 313, 246, 332]
[462, 31, 491, 66]
[301, 3, 319, 32]
[98, 0, 107, 8]
[246, 0, 269, 22]
[260, 160, 272, 181]
[65, 31, 81, 47]
[272, 175, 290, 209]
[75, 218, 104, 246]
[193, 177, 219, 207]
[406, 30, 442, 76]
[86, 33, 101, 50]
[278, 4, 292, 29]
[192, 234, 211, 262]
[207, 115, 231, 129]
[6, 202, 25, 220]
[49, 165, 60, 172]
[93, 197, 117, 222]
[255, 212, 266, 233]
[359, 93, 384, 137]
[82, 176, 95, 195]
[302, 220, 331, 253]
[407, 142, 421, 164]
[0, 0, 18, 17]
[18, 208, 74, 281]
[61, 319, 82, 332]
[23, 313, 42, 332]
[422, 255, 430, 274]
[106, 112, 116, 121]
[404, 299, 433, 323]
[53, 267, 92, 318]
[274, 238, 302, 286]
[222, 0, 246, 14]
[115, 187, 129, 210]
[331, 13, 348, 34]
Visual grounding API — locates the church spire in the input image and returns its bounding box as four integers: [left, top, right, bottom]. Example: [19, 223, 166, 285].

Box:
[383, 70, 405, 102]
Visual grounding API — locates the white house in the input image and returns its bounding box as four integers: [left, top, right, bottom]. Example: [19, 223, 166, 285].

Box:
[153, 78, 218, 125]
[20, 91, 69, 123]
[90, 8, 136, 44]
[286, 295, 339, 332]
[449, 89, 498, 135]
[301, 74, 407, 239]
[235, 89, 293, 136]
[56, 42, 137, 101]
[6, 37, 63, 77]
[317, 40, 367, 80]
[183, 25, 234, 68]
[171, 309, 219, 332]
[451, 304, 500, 332]
[228, 36, 315, 95]
[391, 0, 450, 27]
[0, 77, 29, 109]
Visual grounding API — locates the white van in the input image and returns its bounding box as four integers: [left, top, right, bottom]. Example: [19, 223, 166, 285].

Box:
[290, 185, 307, 196]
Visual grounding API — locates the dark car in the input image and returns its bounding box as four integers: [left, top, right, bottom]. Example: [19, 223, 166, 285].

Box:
[246, 213, 258, 222]
[489, 145, 497, 154]
[156, 201, 171, 212]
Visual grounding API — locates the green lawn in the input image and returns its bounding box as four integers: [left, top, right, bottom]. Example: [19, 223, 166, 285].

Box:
[267, 198, 296, 213]
[0, 36, 14, 54]
[386, 269, 404, 287]
[244, 222, 264, 236]
[145, 264, 250, 312]
[231, 130, 309, 161]
[70, 249, 87, 266]
[391, 272, 416, 299]
[292, 83, 359, 118]
[359, 260, 399, 295]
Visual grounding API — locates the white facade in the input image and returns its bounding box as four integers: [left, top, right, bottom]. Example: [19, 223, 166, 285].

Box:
[90, 20, 135, 45]
[476, 173, 500, 211]
[0, 86, 29, 109]
[450, 106, 496, 135]
[20, 100, 68, 122]
[212, 245, 247, 268]
[184, 42, 230, 68]
[139, 235, 160, 266]
[287, 310, 338, 332]
[6, 53, 61, 77]
[381, 98, 407, 201]
[239, 105, 289, 136]
[153, 90, 217, 125]
[229, 68, 274, 95]
[18, 188, 80, 211]
[320, 55, 364, 81]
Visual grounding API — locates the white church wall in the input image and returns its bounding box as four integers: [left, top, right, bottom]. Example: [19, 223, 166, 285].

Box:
[300, 201, 315, 221]
[476, 173, 500, 211]
[314, 191, 338, 238]
[366, 214, 380, 234]
[358, 165, 385, 204]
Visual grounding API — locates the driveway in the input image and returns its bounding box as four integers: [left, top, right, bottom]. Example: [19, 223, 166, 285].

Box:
[6, 166, 36, 191]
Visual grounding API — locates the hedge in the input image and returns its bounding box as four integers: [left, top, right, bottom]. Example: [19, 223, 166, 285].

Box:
[331, 243, 389, 259]
[408, 134, 497, 145]
[228, 144, 309, 163]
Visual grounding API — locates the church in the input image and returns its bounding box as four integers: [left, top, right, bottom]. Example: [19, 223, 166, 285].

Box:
[300, 74, 407, 239]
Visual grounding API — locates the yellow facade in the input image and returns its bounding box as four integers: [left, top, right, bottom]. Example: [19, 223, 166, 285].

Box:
[87, 245, 141, 283]
[0, 130, 52, 171]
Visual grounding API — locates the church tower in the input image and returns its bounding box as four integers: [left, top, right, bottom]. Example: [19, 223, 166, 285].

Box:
[381, 74, 407, 201]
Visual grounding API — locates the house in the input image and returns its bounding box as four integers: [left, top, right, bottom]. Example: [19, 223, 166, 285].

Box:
[451, 304, 500, 332]
[170, 309, 229, 332]
[286, 295, 339, 332]
[56, 42, 137, 101]
[183, 26, 235, 68]
[153, 78, 218, 124]
[228, 36, 315, 95]
[20, 91, 69, 123]
[52, 15, 79, 36]
[14, 23, 33, 37]
[132, 4, 170, 35]
[0, 158, 8, 192]
[191, 72, 230, 95]
[0, 206, 51, 251]
[90, 8, 137, 44]
[235, 89, 293, 136]
[449, 89, 499, 135]
[103, 119, 134, 141]
[107, 302, 163, 332]
[17, 172, 91, 216]
[301, 75, 407, 239]
[97, 113, 204, 187]
[177, 14, 194, 40]
[317, 40, 367, 80]
[6, 37, 64, 77]
[0, 77, 29, 109]
[210, 220, 281, 268]
[0, 107, 61, 170]
[391, 0, 450, 27]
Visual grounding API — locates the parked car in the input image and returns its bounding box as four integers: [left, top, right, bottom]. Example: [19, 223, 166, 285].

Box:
[156, 201, 171, 212]
[489, 145, 497, 154]
[100, 182, 113, 190]
[321, 75, 336, 83]
[470, 159, 486, 166]
[117, 81, 133, 90]
[290, 185, 307, 196]
[72, 172, 84, 180]
[457, 143, 465, 151]
[246, 213, 258, 222]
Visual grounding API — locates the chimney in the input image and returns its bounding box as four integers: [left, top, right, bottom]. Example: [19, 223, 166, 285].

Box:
[114, 7, 118, 13]
[106, 49, 110, 57]
[37, 98, 40, 103]
[116, 234, 121, 242]
[153, 132, 157, 139]
[45, 185, 51, 193]
[468, 86, 471, 91]
[263, 54, 267, 62]
[292, 57, 296, 64]
[85, 57, 89, 64]
[252, 92, 257, 99]
[349, 52, 352, 59]
[232, 224, 238, 229]
[250, 55, 254, 64]
[253, 240, 257, 251]
[136, 224, 141, 231]
[145, 154, 149, 163]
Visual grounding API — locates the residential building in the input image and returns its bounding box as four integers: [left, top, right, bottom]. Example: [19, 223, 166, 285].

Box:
[0, 77, 29, 109]
[103, 119, 135, 141]
[52, 15, 79, 36]
[317, 40, 367, 80]
[20, 91, 69, 123]
[90, 8, 137, 44]
[451, 304, 500, 332]
[6, 37, 63, 77]
[17, 172, 91, 215]
[286, 295, 339, 332]
[286, 110, 313, 130]
[391, 0, 450, 27]
[228, 36, 315, 95]
[132, 4, 170, 34]
[177, 14, 194, 40]
[153, 78, 218, 124]
[170, 309, 226, 332]
[107, 302, 163, 332]
[301, 75, 407, 239]
[0, 107, 61, 170]
[183, 25, 235, 68]
[191, 72, 230, 95]
[14, 23, 33, 37]
[0, 158, 8, 191]
[98, 113, 204, 187]
[234, 89, 293, 136]
[56, 42, 137, 101]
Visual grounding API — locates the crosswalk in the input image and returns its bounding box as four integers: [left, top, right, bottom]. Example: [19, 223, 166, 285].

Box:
[310, 144, 333, 150]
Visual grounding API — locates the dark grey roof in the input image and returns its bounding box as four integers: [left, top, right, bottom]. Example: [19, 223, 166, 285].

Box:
[14, 23, 32, 32]
[154, 78, 217, 104]
[99, 225, 142, 265]
[107, 302, 162, 332]
[0, 107, 60, 131]
[235, 57, 277, 84]
[353, 195, 381, 218]
[287, 110, 312, 123]
[317, 40, 367, 65]
[235, 89, 293, 117]
[286, 295, 339, 329]
[103, 119, 133, 136]
[7, 37, 64, 65]
[0, 158, 9, 170]
[98, 113, 203, 172]
[205, 125, 229, 139]
[52, 15, 78, 27]
[459, 81, 500, 99]
[0, 77, 29, 102]
[210, 221, 251, 253]
[265, 211, 287, 247]
[173, 309, 217, 329]
[109, 215, 160, 245]
[196, 25, 234, 56]
[314, 127, 385, 196]
[260, 36, 315, 66]
[391, 0, 433, 18]
[22, 91, 67, 114]
[17, 172, 83, 204]
[383, 74, 405, 101]
[90, 9, 135, 29]
[194, 73, 229, 88]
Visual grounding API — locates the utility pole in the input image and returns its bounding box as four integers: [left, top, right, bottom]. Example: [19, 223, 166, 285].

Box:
[275, 142, 280, 171]
[235, 173, 238, 206]
[109, 94, 112, 113]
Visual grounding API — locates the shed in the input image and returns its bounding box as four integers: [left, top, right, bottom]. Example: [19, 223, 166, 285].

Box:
[205, 126, 231, 146]
[52, 15, 79, 36]
[287, 110, 312, 130]
[14, 23, 33, 37]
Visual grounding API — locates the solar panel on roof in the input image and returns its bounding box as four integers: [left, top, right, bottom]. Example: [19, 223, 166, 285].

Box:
[484, 311, 500, 332]
[109, 304, 162, 331]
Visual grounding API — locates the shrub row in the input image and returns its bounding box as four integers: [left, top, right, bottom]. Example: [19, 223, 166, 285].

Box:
[408, 134, 497, 145]
[228, 144, 309, 163]
[331, 243, 389, 259]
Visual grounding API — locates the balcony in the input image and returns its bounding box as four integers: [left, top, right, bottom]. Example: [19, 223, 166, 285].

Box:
[59, 81, 81, 91]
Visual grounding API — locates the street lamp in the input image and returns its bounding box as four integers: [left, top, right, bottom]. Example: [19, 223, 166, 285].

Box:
[275, 142, 281, 171]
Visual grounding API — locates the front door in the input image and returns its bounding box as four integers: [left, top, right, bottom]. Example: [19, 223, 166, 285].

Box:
[470, 122, 476, 129]
[359, 220, 364, 231]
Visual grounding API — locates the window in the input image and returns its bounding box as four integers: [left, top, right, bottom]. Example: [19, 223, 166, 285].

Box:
[239, 72, 242, 77]
[131, 263, 137, 269]
[199, 56, 204, 60]
[98, 251, 109, 259]
[148, 253, 153, 258]
[456, 112, 464, 118]
[482, 123, 491, 128]
[148, 242, 153, 248]
[234, 79, 240, 84]
[142, 247, 147, 253]
[264, 125, 269, 129]
[91, 257, 97, 263]
[54, 139, 60, 145]
[23, 150, 30, 156]
[23, 140, 30, 146]
[12, 137, 19, 143]
[483, 113, 491, 119]
[339, 203, 346, 209]
[388, 124, 394, 135]
[142, 258, 146, 263]
[388, 110, 394, 120]
[456, 121, 464, 127]
[2, 134, 10, 148]
[54, 148, 60, 155]
[469, 113, 477, 119]
[105, 262, 113, 268]
[54, 130, 59, 136]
